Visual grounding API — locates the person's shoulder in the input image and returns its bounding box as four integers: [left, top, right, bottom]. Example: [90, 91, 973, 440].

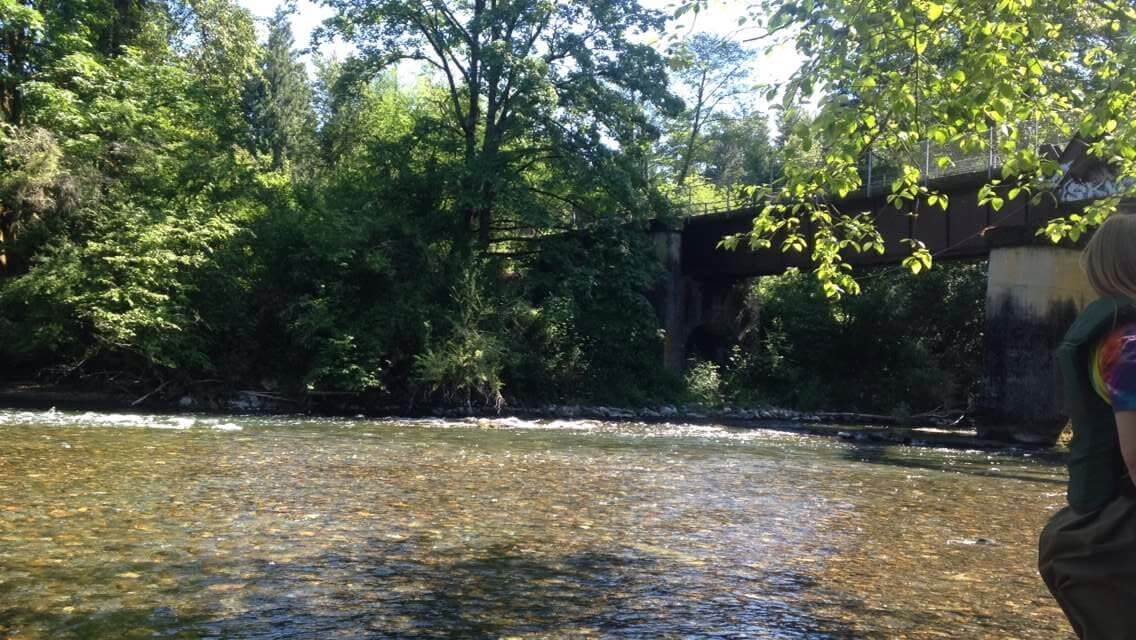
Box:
[1084, 296, 1136, 317]
[1065, 298, 1132, 349]
[1082, 298, 1136, 333]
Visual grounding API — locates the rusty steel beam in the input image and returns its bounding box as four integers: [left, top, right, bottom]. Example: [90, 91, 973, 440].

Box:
[680, 172, 1075, 280]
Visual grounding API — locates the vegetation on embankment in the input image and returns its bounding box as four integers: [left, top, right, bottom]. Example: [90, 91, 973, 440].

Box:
[703, 261, 988, 415]
[0, 1, 987, 419]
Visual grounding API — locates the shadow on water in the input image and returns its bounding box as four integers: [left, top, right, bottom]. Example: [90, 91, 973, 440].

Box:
[0, 537, 863, 639]
[839, 441, 1065, 486]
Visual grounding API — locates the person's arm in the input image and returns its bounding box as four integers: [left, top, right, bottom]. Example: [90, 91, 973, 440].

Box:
[1117, 412, 1136, 482]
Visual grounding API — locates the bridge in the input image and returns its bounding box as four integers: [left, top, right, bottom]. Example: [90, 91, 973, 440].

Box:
[652, 140, 1126, 444]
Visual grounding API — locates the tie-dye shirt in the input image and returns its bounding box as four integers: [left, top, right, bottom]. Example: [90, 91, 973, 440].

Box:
[1092, 323, 1136, 411]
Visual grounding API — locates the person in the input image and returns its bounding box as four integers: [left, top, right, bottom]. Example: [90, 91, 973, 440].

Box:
[1040, 212, 1136, 639]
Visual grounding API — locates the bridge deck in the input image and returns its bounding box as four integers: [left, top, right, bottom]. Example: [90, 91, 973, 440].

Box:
[680, 172, 1071, 280]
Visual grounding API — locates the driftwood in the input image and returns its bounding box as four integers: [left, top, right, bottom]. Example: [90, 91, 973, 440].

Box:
[238, 390, 301, 404]
[131, 380, 172, 407]
[814, 411, 968, 428]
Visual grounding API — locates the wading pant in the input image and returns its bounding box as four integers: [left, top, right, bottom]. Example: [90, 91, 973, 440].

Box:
[1039, 496, 1136, 639]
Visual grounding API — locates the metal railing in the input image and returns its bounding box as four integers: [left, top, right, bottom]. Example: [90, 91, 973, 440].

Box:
[678, 117, 1074, 217]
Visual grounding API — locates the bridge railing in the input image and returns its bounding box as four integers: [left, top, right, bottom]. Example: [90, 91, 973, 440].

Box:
[864, 117, 1071, 195]
[675, 196, 767, 218]
[677, 116, 1074, 218]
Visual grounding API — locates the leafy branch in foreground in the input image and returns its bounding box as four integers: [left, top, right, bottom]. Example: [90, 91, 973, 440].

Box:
[684, 0, 1136, 296]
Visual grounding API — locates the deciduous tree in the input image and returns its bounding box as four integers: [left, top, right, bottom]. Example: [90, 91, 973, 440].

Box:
[322, 0, 681, 249]
[680, 0, 1136, 296]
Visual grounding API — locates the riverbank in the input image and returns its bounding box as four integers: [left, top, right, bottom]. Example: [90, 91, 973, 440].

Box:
[0, 383, 1052, 452]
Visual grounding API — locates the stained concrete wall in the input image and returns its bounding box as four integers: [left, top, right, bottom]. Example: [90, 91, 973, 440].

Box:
[652, 229, 688, 373]
[652, 228, 746, 373]
[981, 246, 1095, 443]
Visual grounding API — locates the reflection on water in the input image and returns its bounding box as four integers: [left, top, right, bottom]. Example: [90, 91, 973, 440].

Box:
[0, 410, 1070, 638]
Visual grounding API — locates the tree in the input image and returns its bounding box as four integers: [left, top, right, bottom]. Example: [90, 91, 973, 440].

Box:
[0, 0, 42, 125]
[0, 0, 266, 378]
[322, 0, 681, 249]
[246, 5, 316, 170]
[0, 125, 62, 274]
[680, 0, 1136, 296]
[667, 33, 752, 188]
[699, 109, 776, 201]
[0, 0, 166, 272]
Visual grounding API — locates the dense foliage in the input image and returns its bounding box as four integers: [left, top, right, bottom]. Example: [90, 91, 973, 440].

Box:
[0, 0, 692, 406]
[681, 0, 1136, 297]
[718, 261, 987, 413]
[0, 0, 1021, 414]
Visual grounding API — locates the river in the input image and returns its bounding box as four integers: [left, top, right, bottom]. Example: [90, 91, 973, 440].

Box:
[0, 409, 1071, 639]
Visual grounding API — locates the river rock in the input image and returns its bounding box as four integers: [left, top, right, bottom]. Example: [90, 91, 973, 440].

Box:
[947, 537, 999, 547]
[227, 391, 267, 412]
[552, 405, 581, 418]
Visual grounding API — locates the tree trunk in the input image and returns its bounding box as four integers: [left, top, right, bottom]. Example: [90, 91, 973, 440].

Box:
[2, 29, 28, 125]
[477, 206, 492, 248]
[676, 72, 710, 189]
[272, 143, 284, 171]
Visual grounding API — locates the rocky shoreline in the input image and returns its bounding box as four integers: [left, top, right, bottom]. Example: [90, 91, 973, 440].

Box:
[0, 384, 1055, 451]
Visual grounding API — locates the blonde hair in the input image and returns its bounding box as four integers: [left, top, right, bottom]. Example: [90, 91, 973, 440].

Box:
[1082, 213, 1136, 299]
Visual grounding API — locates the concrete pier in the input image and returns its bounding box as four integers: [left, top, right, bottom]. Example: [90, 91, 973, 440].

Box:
[979, 246, 1095, 443]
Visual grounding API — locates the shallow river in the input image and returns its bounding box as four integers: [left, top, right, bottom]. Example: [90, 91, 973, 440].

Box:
[0, 410, 1072, 639]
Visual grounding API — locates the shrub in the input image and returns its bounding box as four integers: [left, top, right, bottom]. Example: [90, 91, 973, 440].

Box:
[413, 271, 505, 410]
[685, 360, 723, 407]
[721, 261, 987, 413]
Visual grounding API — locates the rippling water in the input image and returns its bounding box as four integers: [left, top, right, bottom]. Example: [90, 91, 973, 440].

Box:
[0, 410, 1071, 639]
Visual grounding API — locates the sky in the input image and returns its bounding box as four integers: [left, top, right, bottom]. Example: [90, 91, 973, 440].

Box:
[235, 0, 804, 112]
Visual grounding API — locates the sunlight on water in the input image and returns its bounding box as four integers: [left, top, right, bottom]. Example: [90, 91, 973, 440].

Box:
[0, 410, 1071, 638]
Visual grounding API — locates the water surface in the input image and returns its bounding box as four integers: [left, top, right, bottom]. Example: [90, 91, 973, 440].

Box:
[0, 410, 1070, 638]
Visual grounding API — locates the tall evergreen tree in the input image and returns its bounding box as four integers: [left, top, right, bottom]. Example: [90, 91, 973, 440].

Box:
[247, 5, 314, 170]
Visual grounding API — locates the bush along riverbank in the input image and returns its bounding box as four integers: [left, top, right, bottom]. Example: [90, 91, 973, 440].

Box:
[0, 262, 988, 427]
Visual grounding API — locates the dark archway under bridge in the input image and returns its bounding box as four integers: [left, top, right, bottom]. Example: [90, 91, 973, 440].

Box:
[651, 154, 1124, 444]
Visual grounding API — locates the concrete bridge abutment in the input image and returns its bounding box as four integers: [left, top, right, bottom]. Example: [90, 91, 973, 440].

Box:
[652, 225, 687, 373]
[651, 225, 746, 374]
[978, 244, 1095, 443]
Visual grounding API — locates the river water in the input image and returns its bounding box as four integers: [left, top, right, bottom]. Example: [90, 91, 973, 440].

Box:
[0, 410, 1071, 639]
